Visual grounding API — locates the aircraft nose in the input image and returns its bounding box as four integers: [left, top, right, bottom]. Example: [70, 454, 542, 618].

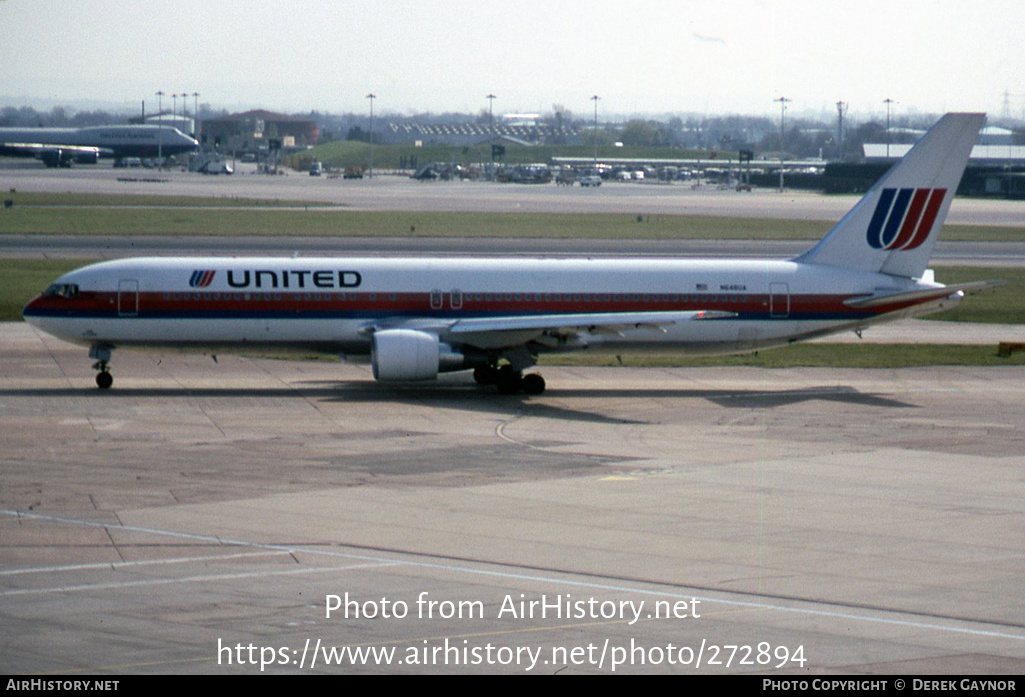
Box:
[22, 295, 43, 324]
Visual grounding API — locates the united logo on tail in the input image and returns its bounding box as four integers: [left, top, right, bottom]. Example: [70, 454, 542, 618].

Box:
[866, 188, 947, 251]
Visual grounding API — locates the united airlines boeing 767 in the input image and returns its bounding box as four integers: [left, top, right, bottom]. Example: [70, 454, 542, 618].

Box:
[23, 113, 991, 394]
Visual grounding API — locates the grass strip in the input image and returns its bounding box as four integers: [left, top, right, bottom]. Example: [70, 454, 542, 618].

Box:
[540, 343, 1025, 368]
[2, 205, 1023, 242]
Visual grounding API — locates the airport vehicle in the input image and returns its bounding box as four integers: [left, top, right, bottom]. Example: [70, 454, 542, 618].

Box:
[191, 156, 234, 175]
[24, 113, 990, 394]
[0, 124, 198, 167]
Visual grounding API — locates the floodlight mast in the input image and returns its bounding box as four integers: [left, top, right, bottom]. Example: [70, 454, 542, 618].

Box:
[155, 91, 164, 163]
[774, 96, 791, 191]
[884, 97, 897, 158]
[366, 93, 376, 179]
[487, 93, 496, 167]
[836, 101, 847, 159]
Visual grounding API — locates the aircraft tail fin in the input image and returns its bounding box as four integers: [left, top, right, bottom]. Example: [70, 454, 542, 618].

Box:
[795, 113, 985, 279]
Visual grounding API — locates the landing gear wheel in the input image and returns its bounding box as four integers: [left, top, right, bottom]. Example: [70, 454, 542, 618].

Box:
[473, 365, 498, 385]
[95, 370, 113, 390]
[495, 366, 522, 395]
[520, 373, 546, 395]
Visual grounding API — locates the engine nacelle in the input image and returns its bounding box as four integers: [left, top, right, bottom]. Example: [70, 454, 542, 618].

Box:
[371, 329, 481, 381]
[372, 329, 442, 381]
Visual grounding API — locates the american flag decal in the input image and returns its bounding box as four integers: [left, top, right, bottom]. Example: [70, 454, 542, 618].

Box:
[189, 270, 216, 288]
[866, 188, 947, 251]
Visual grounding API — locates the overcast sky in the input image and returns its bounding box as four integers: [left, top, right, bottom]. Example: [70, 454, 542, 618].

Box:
[2, 0, 1023, 121]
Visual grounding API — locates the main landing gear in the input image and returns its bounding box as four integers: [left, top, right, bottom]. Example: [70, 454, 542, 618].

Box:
[473, 365, 546, 395]
[89, 345, 114, 390]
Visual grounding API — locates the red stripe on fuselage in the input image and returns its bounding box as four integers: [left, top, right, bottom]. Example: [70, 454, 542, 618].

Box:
[27, 289, 907, 320]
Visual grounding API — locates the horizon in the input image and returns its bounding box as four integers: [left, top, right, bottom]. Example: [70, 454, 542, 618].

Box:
[0, 98, 1012, 129]
[1, 0, 1023, 124]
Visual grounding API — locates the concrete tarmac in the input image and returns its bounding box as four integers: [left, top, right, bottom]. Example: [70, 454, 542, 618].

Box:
[1, 322, 1023, 674]
[3, 163, 1024, 224]
[3, 163, 1024, 674]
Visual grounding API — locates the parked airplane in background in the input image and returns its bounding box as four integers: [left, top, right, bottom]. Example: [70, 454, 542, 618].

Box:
[0, 124, 198, 167]
[24, 113, 991, 394]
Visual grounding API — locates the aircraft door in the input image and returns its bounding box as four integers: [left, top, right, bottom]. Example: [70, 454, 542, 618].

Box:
[769, 282, 789, 319]
[118, 279, 139, 317]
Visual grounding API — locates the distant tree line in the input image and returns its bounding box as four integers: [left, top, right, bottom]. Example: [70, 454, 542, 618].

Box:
[5, 103, 1022, 161]
[0, 106, 129, 128]
[0, 104, 231, 128]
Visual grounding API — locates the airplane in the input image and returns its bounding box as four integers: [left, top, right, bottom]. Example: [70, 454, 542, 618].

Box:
[0, 124, 199, 167]
[23, 113, 993, 394]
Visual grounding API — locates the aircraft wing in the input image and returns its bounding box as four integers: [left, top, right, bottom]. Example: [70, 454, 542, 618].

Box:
[843, 281, 1001, 309]
[449, 310, 733, 334]
[0, 141, 107, 166]
[0, 142, 105, 157]
[366, 310, 735, 349]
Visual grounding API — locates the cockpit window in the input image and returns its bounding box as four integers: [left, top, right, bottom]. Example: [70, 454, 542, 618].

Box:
[43, 284, 79, 298]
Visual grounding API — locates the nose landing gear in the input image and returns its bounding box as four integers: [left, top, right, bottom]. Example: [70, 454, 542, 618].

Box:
[89, 345, 114, 390]
[94, 366, 113, 389]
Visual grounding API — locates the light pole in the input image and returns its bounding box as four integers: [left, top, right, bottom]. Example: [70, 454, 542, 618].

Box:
[155, 90, 164, 164]
[192, 92, 200, 143]
[774, 96, 790, 191]
[836, 101, 847, 159]
[883, 97, 896, 158]
[486, 93, 496, 167]
[590, 94, 600, 171]
[366, 93, 376, 179]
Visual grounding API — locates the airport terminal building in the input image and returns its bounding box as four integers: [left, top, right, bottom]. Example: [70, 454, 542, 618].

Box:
[199, 109, 319, 153]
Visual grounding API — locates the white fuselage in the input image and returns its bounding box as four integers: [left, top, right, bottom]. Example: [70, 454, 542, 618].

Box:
[23, 255, 958, 359]
[0, 125, 199, 158]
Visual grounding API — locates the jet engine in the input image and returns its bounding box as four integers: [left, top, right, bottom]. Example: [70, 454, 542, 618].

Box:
[371, 329, 471, 381]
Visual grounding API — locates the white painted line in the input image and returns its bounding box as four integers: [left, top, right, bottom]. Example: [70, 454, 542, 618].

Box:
[4, 508, 1023, 643]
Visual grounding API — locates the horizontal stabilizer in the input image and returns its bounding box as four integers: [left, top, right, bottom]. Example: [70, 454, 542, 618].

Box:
[843, 280, 1002, 309]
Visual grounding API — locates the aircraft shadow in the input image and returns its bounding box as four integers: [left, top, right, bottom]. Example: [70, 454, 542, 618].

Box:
[544, 385, 916, 409]
[0, 383, 914, 427]
[0, 387, 345, 400]
[307, 381, 647, 425]
[305, 380, 917, 417]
